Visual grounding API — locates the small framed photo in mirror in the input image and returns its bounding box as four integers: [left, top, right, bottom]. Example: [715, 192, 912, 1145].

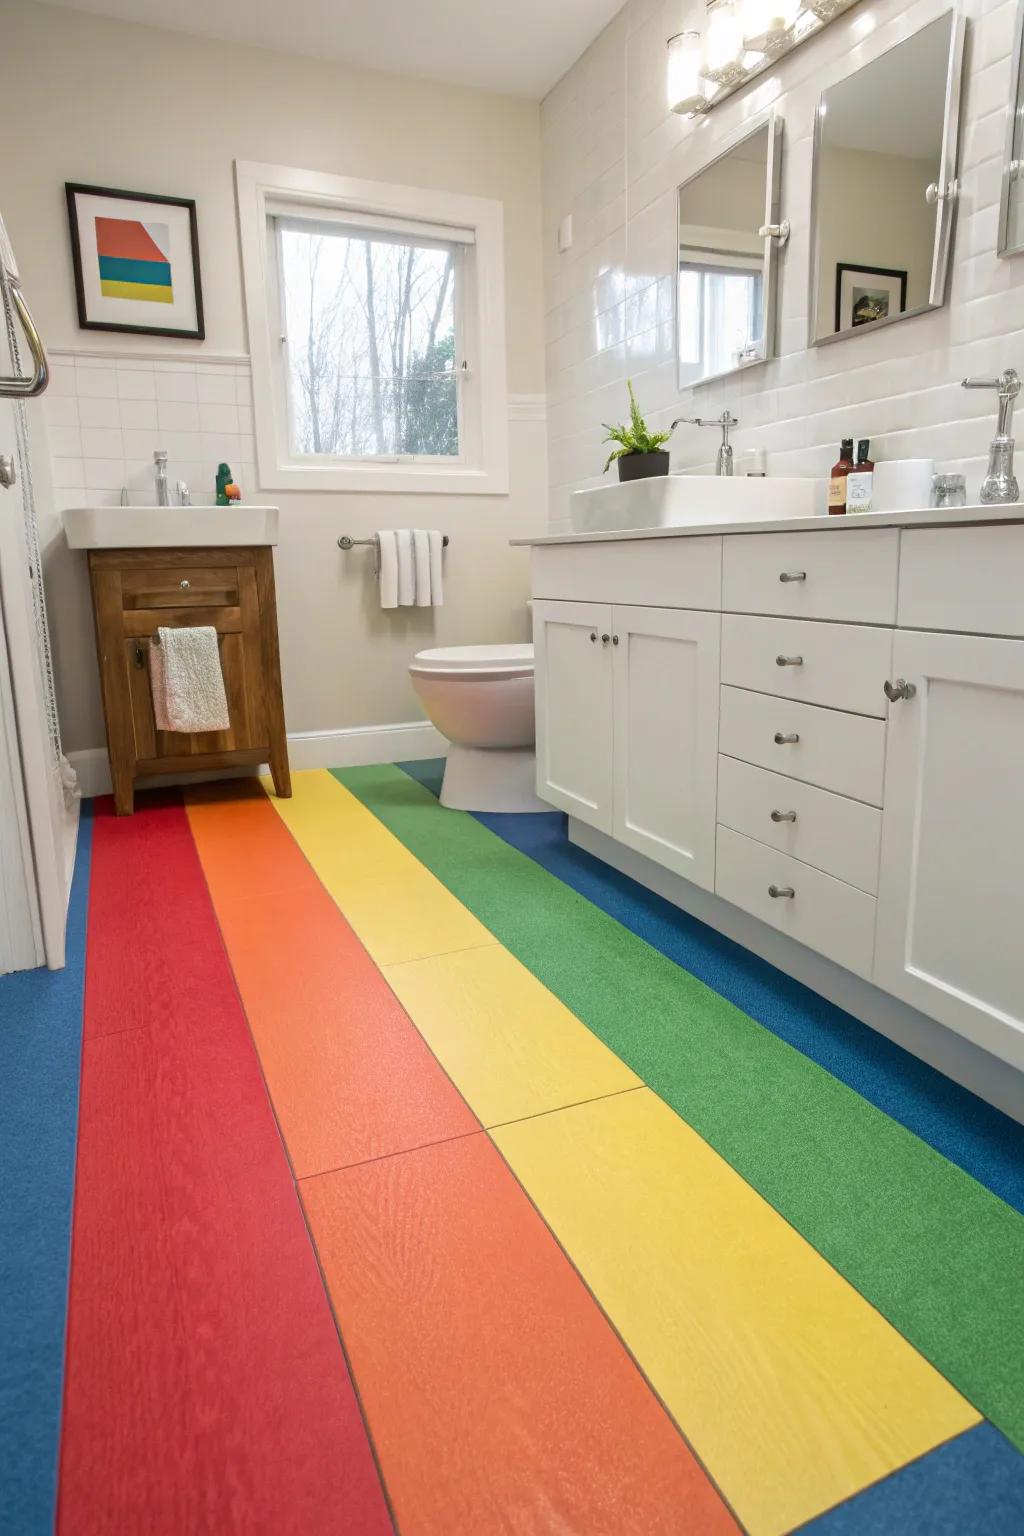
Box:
[65, 183, 204, 339]
[835, 264, 908, 332]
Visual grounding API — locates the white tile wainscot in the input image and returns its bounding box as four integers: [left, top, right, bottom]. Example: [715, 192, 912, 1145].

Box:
[517, 502, 1024, 1122]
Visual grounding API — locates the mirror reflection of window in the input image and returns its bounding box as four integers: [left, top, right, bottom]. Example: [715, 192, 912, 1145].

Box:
[677, 121, 772, 388]
[811, 13, 954, 341]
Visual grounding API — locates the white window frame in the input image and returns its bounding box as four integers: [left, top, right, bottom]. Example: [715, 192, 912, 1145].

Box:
[236, 160, 509, 495]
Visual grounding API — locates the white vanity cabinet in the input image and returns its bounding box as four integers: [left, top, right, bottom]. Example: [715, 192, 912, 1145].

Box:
[523, 507, 1024, 1094]
[532, 596, 720, 889]
[874, 629, 1024, 1069]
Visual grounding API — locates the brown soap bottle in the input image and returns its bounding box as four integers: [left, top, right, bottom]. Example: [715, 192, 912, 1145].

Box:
[828, 438, 855, 515]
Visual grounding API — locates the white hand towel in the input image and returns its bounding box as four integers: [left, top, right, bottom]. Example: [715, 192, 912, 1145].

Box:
[377, 530, 399, 609]
[395, 529, 415, 607]
[427, 530, 444, 608]
[149, 625, 230, 734]
[413, 529, 432, 607]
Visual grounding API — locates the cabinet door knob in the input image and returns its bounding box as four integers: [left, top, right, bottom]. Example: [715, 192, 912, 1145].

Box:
[601, 633, 611, 644]
[779, 571, 806, 583]
[590, 631, 597, 642]
[180, 578, 191, 591]
[768, 884, 795, 899]
[612, 634, 619, 645]
[774, 731, 800, 744]
[775, 654, 803, 667]
[770, 809, 797, 822]
[883, 677, 916, 702]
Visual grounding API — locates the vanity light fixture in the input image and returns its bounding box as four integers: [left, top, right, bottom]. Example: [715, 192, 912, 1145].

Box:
[668, 0, 863, 116]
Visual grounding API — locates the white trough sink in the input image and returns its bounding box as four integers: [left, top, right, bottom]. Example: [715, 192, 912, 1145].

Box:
[570, 475, 822, 535]
[62, 505, 279, 549]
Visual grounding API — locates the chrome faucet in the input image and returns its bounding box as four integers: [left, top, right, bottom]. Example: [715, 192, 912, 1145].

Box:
[961, 369, 1020, 504]
[670, 410, 739, 476]
[154, 449, 170, 507]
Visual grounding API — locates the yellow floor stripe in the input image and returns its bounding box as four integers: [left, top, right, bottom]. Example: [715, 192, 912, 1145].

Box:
[493, 1089, 979, 1536]
[264, 770, 494, 966]
[385, 945, 641, 1126]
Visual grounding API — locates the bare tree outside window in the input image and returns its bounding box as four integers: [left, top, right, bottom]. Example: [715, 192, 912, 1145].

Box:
[279, 222, 459, 459]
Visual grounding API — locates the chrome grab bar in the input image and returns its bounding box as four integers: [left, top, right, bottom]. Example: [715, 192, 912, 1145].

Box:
[1, 276, 49, 398]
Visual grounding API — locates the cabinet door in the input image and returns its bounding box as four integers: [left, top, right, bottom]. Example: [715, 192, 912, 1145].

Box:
[611, 604, 721, 890]
[533, 599, 613, 831]
[874, 630, 1024, 1068]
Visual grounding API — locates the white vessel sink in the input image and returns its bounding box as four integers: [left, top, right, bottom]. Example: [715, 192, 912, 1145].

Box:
[570, 475, 822, 535]
[62, 505, 279, 549]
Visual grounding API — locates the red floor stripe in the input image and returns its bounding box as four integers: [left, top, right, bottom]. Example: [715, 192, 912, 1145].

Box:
[59, 795, 392, 1536]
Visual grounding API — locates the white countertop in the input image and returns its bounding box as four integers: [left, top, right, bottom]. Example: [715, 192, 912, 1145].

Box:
[62, 505, 279, 549]
[512, 503, 1024, 546]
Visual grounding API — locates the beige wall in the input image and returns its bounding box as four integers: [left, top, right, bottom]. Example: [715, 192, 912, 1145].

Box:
[0, 0, 547, 753]
[815, 147, 938, 337]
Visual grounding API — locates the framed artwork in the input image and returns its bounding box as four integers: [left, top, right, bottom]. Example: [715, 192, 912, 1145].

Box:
[65, 183, 204, 339]
[835, 263, 908, 332]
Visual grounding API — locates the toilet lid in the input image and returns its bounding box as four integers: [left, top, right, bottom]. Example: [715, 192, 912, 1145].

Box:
[412, 643, 534, 674]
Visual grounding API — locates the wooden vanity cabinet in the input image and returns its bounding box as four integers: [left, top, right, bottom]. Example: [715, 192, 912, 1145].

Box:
[87, 544, 291, 815]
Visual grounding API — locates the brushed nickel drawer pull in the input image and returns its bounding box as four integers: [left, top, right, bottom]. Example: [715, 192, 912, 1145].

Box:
[180, 579, 191, 590]
[770, 809, 797, 822]
[779, 571, 806, 583]
[769, 884, 795, 898]
[601, 633, 611, 644]
[883, 677, 917, 702]
[774, 731, 799, 744]
[776, 654, 803, 667]
[590, 631, 597, 642]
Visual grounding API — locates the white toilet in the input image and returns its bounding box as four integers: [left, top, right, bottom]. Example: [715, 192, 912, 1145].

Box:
[409, 643, 551, 812]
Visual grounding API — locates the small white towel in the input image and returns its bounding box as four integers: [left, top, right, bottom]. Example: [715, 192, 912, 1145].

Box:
[378, 530, 399, 609]
[427, 530, 444, 608]
[149, 625, 230, 734]
[413, 529, 431, 607]
[395, 529, 415, 606]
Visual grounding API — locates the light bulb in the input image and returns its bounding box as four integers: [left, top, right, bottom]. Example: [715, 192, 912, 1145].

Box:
[743, 0, 801, 50]
[667, 31, 706, 114]
[704, 1, 745, 84]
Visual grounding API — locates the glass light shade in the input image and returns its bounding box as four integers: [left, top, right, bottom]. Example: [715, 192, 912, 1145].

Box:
[667, 30, 706, 114]
[704, 1, 746, 84]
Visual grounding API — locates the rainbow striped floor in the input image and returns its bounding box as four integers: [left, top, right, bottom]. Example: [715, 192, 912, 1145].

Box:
[3, 764, 1024, 1535]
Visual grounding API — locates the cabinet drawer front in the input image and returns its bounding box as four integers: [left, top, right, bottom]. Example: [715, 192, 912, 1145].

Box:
[719, 685, 886, 804]
[721, 614, 892, 717]
[722, 529, 898, 622]
[532, 537, 721, 609]
[121, 566, 241, 609]
[717, 755, 882, 893]
[716, 825, 876, 978]
[898, 525, 1024, 637]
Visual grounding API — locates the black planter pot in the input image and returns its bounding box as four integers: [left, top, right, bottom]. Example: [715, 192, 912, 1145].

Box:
[617, 451, 670, 482]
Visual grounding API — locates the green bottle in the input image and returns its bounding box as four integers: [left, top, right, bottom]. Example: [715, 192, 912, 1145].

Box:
[215, 462, 233, 506]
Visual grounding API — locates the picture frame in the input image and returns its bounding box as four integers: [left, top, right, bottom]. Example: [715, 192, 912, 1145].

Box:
[65, 183, 204, 339]
[834, 263, 908, 333]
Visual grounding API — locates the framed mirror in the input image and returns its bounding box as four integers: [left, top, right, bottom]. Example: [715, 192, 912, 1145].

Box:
[809, 11, 965, 347]
[998, 0, 1024, 256]
[677, 112, 783, 390]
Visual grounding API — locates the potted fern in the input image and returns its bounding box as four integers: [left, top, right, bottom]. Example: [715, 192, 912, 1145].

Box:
[603, 381, 674, 481]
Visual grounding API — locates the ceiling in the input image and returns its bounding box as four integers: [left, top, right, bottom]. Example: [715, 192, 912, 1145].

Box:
[37, 0, 623, 97]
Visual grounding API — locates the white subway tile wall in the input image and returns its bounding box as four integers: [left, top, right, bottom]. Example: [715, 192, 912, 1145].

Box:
[45, 353, 257, 512]
[541, 0, 1024, 528]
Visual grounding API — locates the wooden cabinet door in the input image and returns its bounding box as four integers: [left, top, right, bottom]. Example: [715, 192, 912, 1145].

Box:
[611, 604, 721, 890]
[532, 599, 613, 832]
[874, 630, 1024, 1069]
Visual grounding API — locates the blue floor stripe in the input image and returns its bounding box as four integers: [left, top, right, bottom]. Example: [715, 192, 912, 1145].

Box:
[398, 760, 1024, 1215]
[796, 1422, 1024, 1532]
[0, 808, 92, 1536]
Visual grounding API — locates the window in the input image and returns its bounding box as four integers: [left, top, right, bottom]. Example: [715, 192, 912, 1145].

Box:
[237, 163, 509, 494]
[678, 264, 764, 382]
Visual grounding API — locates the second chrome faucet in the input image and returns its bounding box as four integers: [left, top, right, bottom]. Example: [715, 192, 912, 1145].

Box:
[670, 410, 739, 476]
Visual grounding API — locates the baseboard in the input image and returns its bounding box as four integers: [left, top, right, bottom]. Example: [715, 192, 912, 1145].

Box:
[69, 720, 447, 800]
[569, 818, 1024, 1127]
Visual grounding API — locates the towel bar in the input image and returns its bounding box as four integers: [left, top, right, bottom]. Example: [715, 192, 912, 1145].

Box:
[338, 532, 449, 578]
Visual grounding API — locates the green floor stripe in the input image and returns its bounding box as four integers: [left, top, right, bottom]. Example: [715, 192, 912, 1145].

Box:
[332, 763, 1024, 1452]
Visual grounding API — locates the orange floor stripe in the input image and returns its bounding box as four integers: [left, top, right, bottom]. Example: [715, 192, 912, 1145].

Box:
[301, 1131, 739, 1536]
[186, 784, 477, 1178]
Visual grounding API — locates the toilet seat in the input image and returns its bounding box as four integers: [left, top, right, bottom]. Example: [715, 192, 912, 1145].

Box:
[410, 643, 534, 680]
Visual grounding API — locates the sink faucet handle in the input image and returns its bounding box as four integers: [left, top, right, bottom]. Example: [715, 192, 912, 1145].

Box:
[961, 369, 1020, 396]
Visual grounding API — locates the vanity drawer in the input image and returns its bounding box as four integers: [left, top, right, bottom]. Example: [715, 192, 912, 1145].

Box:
[722, 614, 892, 717]
[715, 825, 876, 979]
[531, 536, 722, 610]
[722, 529, 899, 623]
[898, 524, 1024, 637]
[120, 565, 242, 610]
[717, 755, 882, 893]
[719, 685, 886, 805]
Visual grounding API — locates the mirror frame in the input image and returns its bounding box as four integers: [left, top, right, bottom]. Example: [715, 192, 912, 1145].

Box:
[998, 0, 1024, 257]
[675, 109, 784, 392]
[808, 9, 966, 349]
